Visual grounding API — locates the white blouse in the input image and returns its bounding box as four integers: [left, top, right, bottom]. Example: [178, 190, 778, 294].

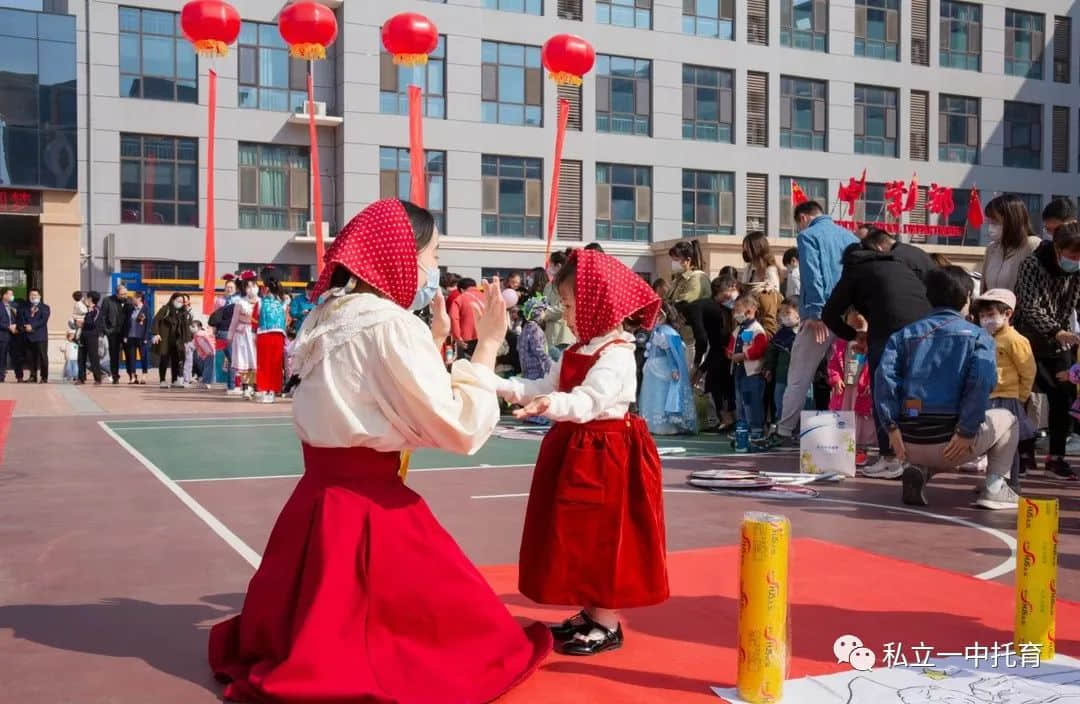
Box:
[484, 329, 638, 424]
[291, 293, 500, 454]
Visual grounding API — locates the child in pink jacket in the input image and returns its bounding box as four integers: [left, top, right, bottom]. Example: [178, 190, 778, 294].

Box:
[827, 309, 875, 465]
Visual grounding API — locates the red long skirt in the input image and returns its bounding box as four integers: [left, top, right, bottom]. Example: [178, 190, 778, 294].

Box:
[209, 444, 551, 703]
[519, 415, 669, 609]
[255, 332, 284, 393]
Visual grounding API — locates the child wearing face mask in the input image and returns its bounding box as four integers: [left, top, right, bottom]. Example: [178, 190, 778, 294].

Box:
[826, 309, 875, 466]
[973, 289, 1036, 488]
[726, 294, 769, 443]
[227, 275, 260, 398]
[639, 303, 697, 435]
[763, 300, 800, 425]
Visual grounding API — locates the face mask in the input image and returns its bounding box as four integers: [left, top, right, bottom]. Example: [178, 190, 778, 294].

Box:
[987, 224, 1003, 242]
[410, 264, 440, 311]
[1042, 228, 1054, 240]
[787, 264, 798, 273]
[733, 312, 747, 324]
[172, 300, 183, 309]
[247, 288, 258, 299]
[29, 297, 40, 305]
[980, 315, 1005, 334]
[1059, 256, 1080, 274]
[722, 298, 736, 310]
[671, 260, 685, 273]
[780, 315, 799, 328]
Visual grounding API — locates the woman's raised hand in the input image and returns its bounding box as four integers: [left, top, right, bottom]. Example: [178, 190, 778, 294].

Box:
[473, 277, 508, 346]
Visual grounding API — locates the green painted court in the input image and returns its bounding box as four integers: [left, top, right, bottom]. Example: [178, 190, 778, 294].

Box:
[103, 415, 739, 481]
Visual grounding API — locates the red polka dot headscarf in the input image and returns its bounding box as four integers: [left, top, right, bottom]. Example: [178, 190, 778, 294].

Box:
[310, 199, 419, 308]
[569, 249, 660, 342]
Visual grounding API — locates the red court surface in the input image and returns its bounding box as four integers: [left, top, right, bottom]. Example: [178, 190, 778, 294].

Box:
[0, 383, 1078, 703]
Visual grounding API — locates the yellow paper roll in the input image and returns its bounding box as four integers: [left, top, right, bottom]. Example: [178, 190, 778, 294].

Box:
[1015, 497, 1058, 661]
[737, 512, 790, 703]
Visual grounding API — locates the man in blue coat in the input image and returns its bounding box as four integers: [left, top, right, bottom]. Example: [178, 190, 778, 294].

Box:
[764, 201, 858, 448]
[18, 288, 50, 383]
[0, 287, 15, 382]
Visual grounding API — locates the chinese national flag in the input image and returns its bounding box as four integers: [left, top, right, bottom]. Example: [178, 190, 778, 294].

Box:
[967, 188, 984, 229]
[904, 173, 919, 212]
[791, 181, 809, 206]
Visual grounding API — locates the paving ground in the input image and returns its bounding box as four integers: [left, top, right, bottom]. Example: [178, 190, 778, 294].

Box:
[0, 381, 1077, 703]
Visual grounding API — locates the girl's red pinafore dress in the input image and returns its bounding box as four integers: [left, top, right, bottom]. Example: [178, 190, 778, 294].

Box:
[518, 340, 670, 609]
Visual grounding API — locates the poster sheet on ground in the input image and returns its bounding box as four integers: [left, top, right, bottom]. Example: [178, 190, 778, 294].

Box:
[712, 655, 1080, 704]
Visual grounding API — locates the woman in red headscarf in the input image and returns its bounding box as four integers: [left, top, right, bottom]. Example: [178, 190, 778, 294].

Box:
[490, 249, 670, 655]
[208, 199, 551, 702]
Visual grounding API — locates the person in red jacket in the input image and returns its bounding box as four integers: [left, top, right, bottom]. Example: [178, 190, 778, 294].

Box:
[449, 278, 483, 358]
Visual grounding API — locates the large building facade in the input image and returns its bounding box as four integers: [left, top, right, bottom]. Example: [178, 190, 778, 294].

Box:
[4, 0, 1080, 325]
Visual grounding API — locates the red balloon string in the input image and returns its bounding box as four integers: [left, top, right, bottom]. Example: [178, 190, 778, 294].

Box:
[408, 85, 426, 208]
[544, 98, 570, 269]
[307, 70, 325, 274]
[202, 68, 217, 315]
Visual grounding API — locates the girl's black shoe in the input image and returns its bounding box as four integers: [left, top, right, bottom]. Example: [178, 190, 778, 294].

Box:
[559, 623, 623, 656]
[1045, 457, 1078, 481]
[549, 610, 595, 641]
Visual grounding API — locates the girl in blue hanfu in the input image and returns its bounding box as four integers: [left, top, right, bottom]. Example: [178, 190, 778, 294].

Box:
[489, 248, 670, 655]
[254, 268, 287, 403]
[640, 302, 697, 434]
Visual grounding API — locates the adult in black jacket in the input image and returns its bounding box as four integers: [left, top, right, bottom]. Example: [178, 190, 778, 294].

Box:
[855, 223, 937, 282]
[78, 291, 105, 384]
[18, 289, 51, 383]
[100, 282, 133, 384]
[823, 228, 933, 475]
[0, 288, 15, 382]
[686, 274, 740, 430]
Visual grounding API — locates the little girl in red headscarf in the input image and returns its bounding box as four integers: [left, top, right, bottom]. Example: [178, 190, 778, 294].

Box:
[489, 248, 669, 655]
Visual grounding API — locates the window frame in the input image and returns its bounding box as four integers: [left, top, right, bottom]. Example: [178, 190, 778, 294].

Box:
[483, 0, 542, 14]
[481, 40, 544, 128]
[596, 162, 652, 242]
[780, 0, 828, 52]
[682, 169, 735, 237]
[237, 142, 311, 232]
[853, 84, 898, 157]
[378, 146, 447, 234]
[596, 54, 652, 136]
[596, 0, 652, 29]
[681, 64, 734, 143]
[380, 35, 446, 119]
[236, 20, 308, 113]
[780, 76, 827, 152]
[854, 0, 899, 61]
[121, 259, 200, 279]
[938, 94, 980, 164]
[119, 132, 199, 227]
[118, 6, 198, 103]
[1003, 101, 1042, 170]
[1004, 9, 1044, 80]
[939, 0, 982, 72]
[481, 154, 544, 239]
[682, 0, 734, 40]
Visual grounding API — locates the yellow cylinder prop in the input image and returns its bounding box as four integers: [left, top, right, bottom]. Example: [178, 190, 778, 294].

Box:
[1015, 497, 1058, 661]
[737, 512, 790, 703]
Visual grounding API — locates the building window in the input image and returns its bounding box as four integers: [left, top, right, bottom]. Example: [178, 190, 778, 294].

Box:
[121, 259, 199, 279]
[682, 170, 734, 237]
[683, 0, 733, 39]
[238, 263, 312, 283]
[780, 0, 827, 52]
[238, 143, 310, 232]
[854, 0, 898, 60]
[1016, 193, 1043, 232]
[596, 0, 651, 29]
[940, 0, 981, 71]
[237, 21, 308, 112]
[481, 155, 543, 238]
[1003, 101, 1042, 170]
[481, 41, 543, 127]
[938, 94, 979, 164]
[379, 147, 447, 234]
[780, 76, 826, 151]
[118, 7, 197, 103]
[854, 85, 897, 157]
[596, 55, 651, 136]
[682, 65, 733, 143]
[596, 163, 651, 242]
[856, 182, 887, 222]
[119, 134, 198, 226]
[484, 0, 541, 14]
[779, 176, 827, 237]
[1005, 10, 1044, 79]
[380, 36, 445, 119]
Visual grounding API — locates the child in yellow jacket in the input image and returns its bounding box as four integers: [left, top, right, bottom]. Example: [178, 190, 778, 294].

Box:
[973, 289, 1036, 490]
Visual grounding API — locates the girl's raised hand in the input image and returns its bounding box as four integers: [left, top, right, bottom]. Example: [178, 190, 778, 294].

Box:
[513, 396, 552, 419]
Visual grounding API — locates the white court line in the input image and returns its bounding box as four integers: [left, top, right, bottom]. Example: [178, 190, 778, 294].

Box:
[174, 463, 537, 483]
[470, 488, 1018, 581]
[98, 421, 262, 569]
[116, 422, 294, 431]
[108, 415, 290, 426]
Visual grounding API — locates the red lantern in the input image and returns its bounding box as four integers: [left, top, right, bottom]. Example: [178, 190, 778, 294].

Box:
[278, 2, 339, 61]
[541, 34, 595, 86]
[180, 0, 241, 57]
[381, 12, 439, 67]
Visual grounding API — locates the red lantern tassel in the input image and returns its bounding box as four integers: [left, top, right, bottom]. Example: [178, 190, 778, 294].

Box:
[307, 71, 325, 274]
[408, 85, 426, 208]
[202, 68, 217, 315]
[544, 98, 570, 268]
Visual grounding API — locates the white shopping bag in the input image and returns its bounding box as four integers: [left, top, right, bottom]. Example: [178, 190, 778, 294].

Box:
[799, 411, 856, 477]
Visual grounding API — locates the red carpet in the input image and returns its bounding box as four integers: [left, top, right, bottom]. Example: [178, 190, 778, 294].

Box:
[484, 539, 1079, 703]
[0, 400, 12, 465]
